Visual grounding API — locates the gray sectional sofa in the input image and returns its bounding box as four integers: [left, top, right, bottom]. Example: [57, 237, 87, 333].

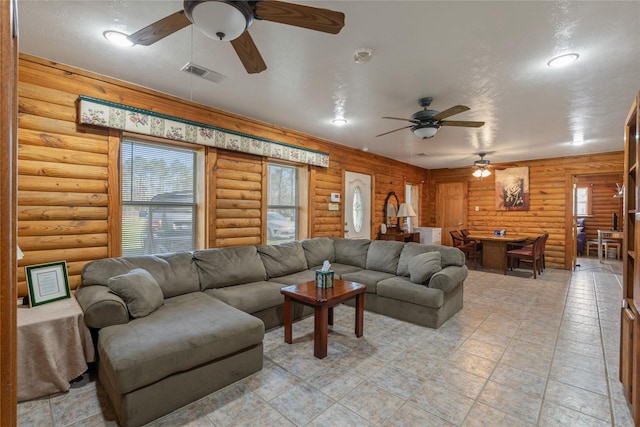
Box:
[76, 237, 467, 427]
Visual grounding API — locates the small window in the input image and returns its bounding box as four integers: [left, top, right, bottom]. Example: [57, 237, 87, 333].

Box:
[576, 186, 592, 216]
[267, 164, 298, 243]
[121, 139, 200, 256]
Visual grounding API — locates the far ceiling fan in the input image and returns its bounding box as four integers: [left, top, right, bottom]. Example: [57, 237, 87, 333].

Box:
[472, 152, 492, 178]
[126, 0, 345, 74]
[377, 97, 485, 139]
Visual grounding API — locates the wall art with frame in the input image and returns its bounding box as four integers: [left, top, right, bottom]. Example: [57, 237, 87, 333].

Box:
[25, 261, 71, 307]
[495, 166, 530, 211]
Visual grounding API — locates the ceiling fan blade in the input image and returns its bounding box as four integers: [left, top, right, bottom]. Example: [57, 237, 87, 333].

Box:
[127, 10, 192, 46]
[376, 125, 413, 137]
[440, 120, 485, 127]
[431, 105, 470, 121]
[255, 0, 345, 34]
[382, 116, 420, 124]
[230, 32, 267, 74]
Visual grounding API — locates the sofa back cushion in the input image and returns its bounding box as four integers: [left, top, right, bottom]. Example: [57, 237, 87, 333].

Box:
[333, 238, 370, 269]
[193, 246, 267, 289]
[257, 242, 308, 278]
[366, 240, 405, 274]
[81, 252, 199, 298]
[302, 237, 335, 268]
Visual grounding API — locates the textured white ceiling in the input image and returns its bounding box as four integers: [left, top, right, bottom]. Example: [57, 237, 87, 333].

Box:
[17, 1, 640, 169]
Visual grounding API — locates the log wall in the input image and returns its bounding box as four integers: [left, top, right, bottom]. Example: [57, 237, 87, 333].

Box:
[426, 153, 624, 268]
[16, 54, 429, 297]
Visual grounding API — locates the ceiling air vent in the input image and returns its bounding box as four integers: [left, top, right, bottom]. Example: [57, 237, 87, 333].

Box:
[181, 62, 226, 84]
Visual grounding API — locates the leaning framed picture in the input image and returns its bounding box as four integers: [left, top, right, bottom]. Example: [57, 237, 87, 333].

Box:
[25, 261, 71, 307]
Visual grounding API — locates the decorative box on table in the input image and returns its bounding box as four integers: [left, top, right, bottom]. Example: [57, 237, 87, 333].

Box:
[315, 270, 334, 288]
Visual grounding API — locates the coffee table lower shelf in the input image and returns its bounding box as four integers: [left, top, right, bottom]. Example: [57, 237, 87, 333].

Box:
[280, 280, 366, 359]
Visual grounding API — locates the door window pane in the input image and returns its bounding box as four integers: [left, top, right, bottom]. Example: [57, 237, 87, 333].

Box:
[353, 186, 363, 233]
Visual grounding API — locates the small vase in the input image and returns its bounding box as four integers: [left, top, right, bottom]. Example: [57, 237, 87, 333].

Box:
[380, 223, 387, 234]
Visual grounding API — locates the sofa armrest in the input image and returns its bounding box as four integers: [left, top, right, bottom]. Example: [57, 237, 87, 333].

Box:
[75, 284, 130, 329]
[429, 265, 469, 293]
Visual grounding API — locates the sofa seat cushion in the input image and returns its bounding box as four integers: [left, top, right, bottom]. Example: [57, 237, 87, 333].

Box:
[257, 242, 307, 279]
[203, 281, 284, 314]
[377, 277, 444, 308]
[340, 270, 395, 294]
[194, 246, 267, 289]
[366, 240, 405, 274]
[97, 292, 264, 395]
[268, 269, 317, 286]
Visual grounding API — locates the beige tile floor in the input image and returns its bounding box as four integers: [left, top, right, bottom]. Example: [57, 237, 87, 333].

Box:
[17, 256, 633, 426]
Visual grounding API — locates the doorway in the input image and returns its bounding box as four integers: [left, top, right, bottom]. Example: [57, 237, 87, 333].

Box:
[569, 172, 624, 267]
[436, 182, 468, 246]
[344, 171, 372, 239]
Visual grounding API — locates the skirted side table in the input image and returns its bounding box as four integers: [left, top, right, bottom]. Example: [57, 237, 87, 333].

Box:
[17, 295, 95, 401]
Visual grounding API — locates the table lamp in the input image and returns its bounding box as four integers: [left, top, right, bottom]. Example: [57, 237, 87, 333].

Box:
[397, 203, 417, 232]
[386, 203, 397, 228]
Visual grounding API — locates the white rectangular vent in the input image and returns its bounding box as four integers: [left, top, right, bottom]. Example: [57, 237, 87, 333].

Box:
[181, 62, 226, 84]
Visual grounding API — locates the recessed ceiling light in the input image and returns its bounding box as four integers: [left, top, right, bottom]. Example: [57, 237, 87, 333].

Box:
[103, 30, 134, 47]
[547, 53, 579, 68]
[332, 118, 348, 126]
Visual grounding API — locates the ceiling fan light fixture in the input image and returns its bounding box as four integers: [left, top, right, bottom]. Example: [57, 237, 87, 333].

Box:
[185, 1, 253, 41]
[103, 30, 134, 47]
[473, 168, 491, 178]
[547, 53, 579, 68]
[332, 118, 348, 126]
[412, 124, 439, 139]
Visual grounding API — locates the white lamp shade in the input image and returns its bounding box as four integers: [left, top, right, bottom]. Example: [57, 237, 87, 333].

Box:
[473, 168, 491, 178]
[412, 124, 438, 139]
[397, 203, 417, 217]
[386, 203, 397, 217]
[190, 1, 249, 41]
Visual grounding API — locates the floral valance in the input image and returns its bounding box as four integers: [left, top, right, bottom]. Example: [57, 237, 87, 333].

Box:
[77, 96, 329, 167]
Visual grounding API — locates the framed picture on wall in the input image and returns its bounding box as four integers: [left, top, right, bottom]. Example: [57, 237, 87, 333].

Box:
[495, 167, 530, 211]
[25, 261, 71, 307]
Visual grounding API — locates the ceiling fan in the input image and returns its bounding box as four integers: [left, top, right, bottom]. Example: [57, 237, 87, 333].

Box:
[472, 152, 492, 178]
[376, 97, 485, 139]
[126, 0, 345, 74]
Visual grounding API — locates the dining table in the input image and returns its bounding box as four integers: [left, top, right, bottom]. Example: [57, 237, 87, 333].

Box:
[466, 233, 530, 272]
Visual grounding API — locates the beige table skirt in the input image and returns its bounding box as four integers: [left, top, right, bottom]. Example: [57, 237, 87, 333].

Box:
[17, 295, 95, 401]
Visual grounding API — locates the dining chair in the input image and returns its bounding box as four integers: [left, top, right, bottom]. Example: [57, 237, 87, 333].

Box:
[450, 230, 481, 270]
[505, 233, 546, 279]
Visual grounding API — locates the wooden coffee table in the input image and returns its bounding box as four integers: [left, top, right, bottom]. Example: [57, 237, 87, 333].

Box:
[280, 279, 366, 359]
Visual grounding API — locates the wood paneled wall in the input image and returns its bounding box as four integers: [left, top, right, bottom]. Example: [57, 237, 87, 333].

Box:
[426, 153, 624, 268]
[213, 152, 264, 247]
[16, 54, 429, 297]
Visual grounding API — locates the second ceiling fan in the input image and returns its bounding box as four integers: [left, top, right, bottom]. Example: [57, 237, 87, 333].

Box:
[126, 0, 345, 74]
[377, 97, 485, 139]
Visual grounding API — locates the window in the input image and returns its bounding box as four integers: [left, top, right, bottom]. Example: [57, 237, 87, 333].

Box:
[576, 186, 592, 216]
[121, 139, 200, 256]
[267, 163, 305, 244]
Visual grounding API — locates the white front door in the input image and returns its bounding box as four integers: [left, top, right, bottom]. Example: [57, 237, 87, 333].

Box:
[344, 171, 371, 239]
